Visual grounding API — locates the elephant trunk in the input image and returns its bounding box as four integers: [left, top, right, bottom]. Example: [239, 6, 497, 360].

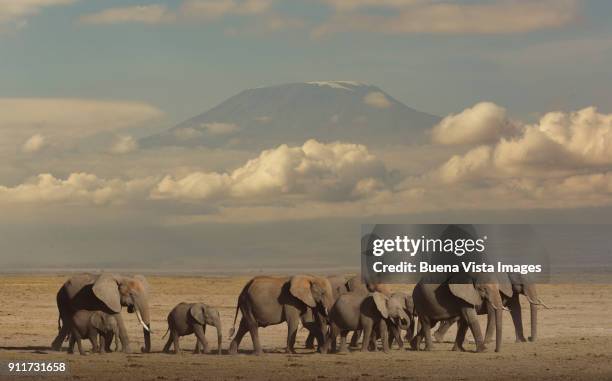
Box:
[214, 316, 223, 355]
[494, 307, 503, 352]
[133, 295, 152, 353]
[529, 302, 538, 341]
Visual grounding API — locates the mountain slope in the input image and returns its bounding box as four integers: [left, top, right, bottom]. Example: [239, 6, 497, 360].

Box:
[141, 81, 439, 149]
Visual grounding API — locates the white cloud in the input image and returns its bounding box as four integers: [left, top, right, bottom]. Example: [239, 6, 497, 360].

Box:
[79, 5, 176, 25]
[201, 122, 239, 135]
[432, 102, 516, 145]
[0, 0, 74, 31]
[314, 0, 579, 37]
[363, 91, 392, 109]
[22, 134, 46, 153]
[110, 135, 139, 154]
[433, 105, 612, 184]
[0, 173, 155, 206]
[173, 127, 204, 140]
[152, 139, 389, 201]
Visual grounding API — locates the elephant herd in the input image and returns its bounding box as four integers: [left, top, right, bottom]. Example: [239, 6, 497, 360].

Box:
[50, 271, 548, 356]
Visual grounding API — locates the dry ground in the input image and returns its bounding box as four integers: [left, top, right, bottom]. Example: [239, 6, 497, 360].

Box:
[1, 275, 612, 380]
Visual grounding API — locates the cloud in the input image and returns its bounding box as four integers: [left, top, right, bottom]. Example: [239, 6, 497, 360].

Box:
[0, 173, 155, 206]
[0, 98, 162, 150]
[433, 105, 612, 184]
[363, 91, 392, 109]
[180, 0, 273, 19]
[0, 0, 74, 31]
[78, 5, 176, 25]
[152, 139, 390, 202]
[22, 134, 46, 153]
[110, 135, 139, 154]
[432, 102, 516, 145]
[314, 0, 579, 37]
[201, 122, 239, 135]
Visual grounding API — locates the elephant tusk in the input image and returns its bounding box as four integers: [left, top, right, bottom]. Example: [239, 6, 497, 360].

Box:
[526, 296, 551, 309]
[412, 316, 418, 339]
[135, 308, 151, 333]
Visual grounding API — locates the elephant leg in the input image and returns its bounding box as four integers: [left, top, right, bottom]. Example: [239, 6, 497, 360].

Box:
[484, 302, 496, 344]
[162, 329, 174, 353]
[349, 330, 361, 348]
[89, 332, 99, 354]
[508, 294, 526, 342]
[422, 318, 433, 351]
[194, 325, 208, 354]
[285, 316, 299, 354]
[361, 321, 373, 352]
[304, 332, 316, 349]
[114, 313, 132, 354]
[52, 322, 71, 351]
[339, 331, 349, 353]
[246, 319, 262, 356]
[435, 316, 460, 343]
[172, 331, 182, 355]
[462, 307, 485, 352]
[452, 320, 468, 352]
[389, 323, 403, 349]
[379, 320, 390, 353]
[68, 334, 76, 354]
[410, 318, 423, 350]
[229, 318, 248, 355]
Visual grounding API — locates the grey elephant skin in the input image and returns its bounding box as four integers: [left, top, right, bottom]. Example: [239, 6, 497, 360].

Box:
[51, 273, 152, 354]
[228, 275, 334, 355]
[163, 302, 222, 355]
[387, 291, 417, 349]
[412, 272, 510, 353]
[434, 273, 549, 344]
[324, 291, 409, 353]
[68, 310, 119, 355]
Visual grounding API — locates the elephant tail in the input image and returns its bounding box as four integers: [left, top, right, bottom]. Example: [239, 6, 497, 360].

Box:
[228, 303, 240, 338]
[161, 327, 170, 340]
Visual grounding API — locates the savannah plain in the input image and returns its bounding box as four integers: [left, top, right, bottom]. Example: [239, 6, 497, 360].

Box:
[1, 275, 612, 381]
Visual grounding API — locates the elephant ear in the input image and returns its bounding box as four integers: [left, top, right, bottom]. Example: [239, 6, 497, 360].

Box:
[92, 273, 121, 313]
[289, 275, 316, 308]
[372, 292, 389, 319]
[90, 312, 105, 331]
[449, 283, 482, 306]
[64, 273, 97, 300]
[189, 304, 206, 325]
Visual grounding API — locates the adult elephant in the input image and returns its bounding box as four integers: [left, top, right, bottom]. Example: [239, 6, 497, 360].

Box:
[412, 272, 511, 353]
[434, 273, 549, 343]
[51, 273, 152, 353]
[228, 275, 334, 355]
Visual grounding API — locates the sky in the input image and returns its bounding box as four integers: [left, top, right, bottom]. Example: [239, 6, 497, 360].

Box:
[1, 0, 611, 271]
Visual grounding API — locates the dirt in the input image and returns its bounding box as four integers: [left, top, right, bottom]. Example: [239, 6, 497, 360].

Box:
[1, 275, 612, 380]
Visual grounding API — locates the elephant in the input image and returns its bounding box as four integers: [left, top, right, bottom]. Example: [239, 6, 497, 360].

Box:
[411, 273, 510, 353]
[433, 273, 549, 344]
[51, 273, 152, 354]
[386, 292, 417, 349]
[228, 275, 334, 355]
[162, 302, 222, 355]
[68, 310, 119, 355]
[345, 276, 392, 348]
[324, 291, 410, 353]
[304, 275, 350, 349]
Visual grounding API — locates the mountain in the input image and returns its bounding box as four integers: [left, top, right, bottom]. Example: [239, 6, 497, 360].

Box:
[141, 81, 439, 149]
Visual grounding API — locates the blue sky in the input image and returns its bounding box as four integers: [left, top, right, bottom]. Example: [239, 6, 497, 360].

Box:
[1, 0, 611, 125]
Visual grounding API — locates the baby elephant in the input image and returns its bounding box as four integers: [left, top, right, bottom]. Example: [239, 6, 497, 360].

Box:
[163, 302, 222, 355]
[325, 292, 410, 353]
[69, 310, 119, 355]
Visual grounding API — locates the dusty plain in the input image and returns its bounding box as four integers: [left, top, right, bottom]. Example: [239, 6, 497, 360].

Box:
[1, 275, 612, 381]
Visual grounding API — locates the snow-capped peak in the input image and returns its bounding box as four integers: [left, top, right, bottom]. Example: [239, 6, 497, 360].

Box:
[306, 81, 365, 91]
